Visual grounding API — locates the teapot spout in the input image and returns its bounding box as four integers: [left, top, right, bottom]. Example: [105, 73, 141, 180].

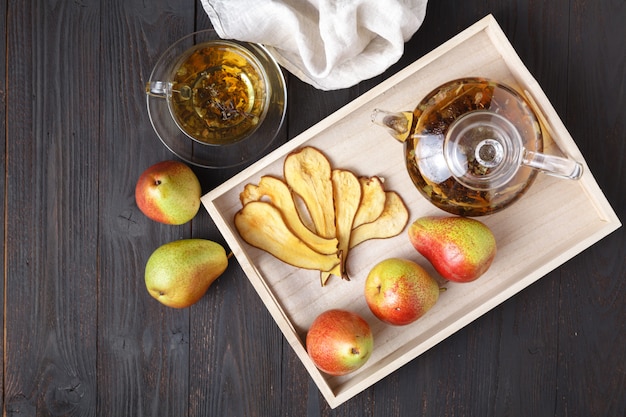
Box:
[371, 109, 414, 143]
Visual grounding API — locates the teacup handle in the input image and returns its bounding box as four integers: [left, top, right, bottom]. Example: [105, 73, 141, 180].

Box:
[146, 81, 193, 101]
[146, 81, 169, 98]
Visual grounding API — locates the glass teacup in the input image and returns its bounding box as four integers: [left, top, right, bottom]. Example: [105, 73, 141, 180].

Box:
[145, 30, 286, 168]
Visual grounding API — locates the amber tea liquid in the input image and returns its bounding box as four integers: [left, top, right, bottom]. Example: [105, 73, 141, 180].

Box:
[169, 41, 269, 145]
[405, 78, 542, 216]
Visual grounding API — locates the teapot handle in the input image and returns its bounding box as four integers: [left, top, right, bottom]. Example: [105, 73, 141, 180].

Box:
[522, 150, 583, 180]
[520, 90, 583, 180]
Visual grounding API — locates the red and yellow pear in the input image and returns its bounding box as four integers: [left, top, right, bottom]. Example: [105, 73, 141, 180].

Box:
[306, 309, 373, 376]
[365, 258, 440, 325]
[408, 216, 496, 283]
[135, 160, 201, 225]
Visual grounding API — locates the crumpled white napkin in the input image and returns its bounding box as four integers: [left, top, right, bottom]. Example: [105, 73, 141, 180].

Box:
[200, 0, 428, 90]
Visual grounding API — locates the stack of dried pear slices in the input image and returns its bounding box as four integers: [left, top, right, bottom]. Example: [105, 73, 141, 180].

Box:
[235, 146, 409, 286]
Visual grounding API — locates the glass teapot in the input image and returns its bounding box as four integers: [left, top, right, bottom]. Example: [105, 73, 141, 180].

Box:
[372, 77, 583, 216]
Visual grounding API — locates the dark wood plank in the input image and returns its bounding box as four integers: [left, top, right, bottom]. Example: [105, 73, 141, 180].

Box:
[96, 1, 196, 416]
[556, 0, 626, 415]
[4, 0, 101, 415]
[0, 0, 6, 413]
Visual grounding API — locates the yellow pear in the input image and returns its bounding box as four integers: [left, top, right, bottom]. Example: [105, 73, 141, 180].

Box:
[145, 239, 228, 308]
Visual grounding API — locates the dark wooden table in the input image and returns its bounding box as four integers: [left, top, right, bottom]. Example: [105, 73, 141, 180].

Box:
[3, 1, 624, 416]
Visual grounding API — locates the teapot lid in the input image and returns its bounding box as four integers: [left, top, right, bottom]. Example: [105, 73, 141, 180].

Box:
[444, 111, 524, 191]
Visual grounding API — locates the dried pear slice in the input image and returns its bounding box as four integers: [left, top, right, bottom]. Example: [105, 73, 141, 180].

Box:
[283, 147, 336, 239]
[321, 169, 362, 284]
[235, 201, 341, 272]
[350, 191, 409, 248]
[240, 176, 339, 255]
[353, 176, 386, 228]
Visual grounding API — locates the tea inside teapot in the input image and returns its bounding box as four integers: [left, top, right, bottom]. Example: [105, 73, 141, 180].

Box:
[372, 77, 582, 216]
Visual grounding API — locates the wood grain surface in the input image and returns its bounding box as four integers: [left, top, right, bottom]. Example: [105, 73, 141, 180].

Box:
[3, 0, 624, 416]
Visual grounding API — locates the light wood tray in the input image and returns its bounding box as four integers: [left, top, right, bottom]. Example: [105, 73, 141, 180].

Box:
[201, 15, 621, 409]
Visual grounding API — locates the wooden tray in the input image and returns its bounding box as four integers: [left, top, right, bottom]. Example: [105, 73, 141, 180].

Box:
[201, 15, 621, 409]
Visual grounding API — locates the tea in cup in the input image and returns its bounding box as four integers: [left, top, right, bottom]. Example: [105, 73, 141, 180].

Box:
[147, 39, 269, 145]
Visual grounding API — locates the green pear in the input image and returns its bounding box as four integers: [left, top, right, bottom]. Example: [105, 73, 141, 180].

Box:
[145, 239, 228, 308]
[408, 216, 496, 283]
[135, 160, 201, 225]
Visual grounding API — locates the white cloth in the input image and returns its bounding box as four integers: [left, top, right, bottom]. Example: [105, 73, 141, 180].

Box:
[200, 0, 428, 90]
